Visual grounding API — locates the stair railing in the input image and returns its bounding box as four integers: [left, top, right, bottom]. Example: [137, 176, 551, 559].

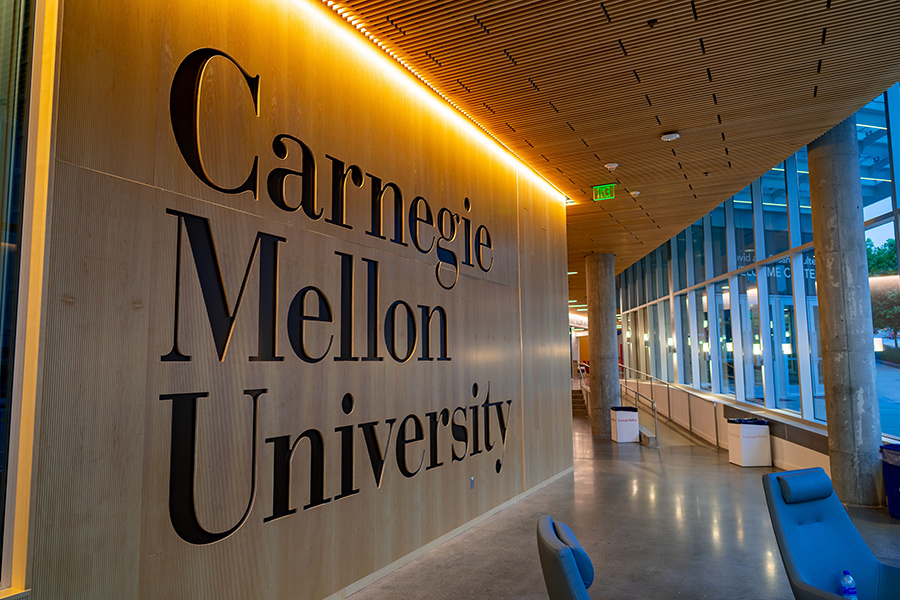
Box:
[618, 363, 721, 448]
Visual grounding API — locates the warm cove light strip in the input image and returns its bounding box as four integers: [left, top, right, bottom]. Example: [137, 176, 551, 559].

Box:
[322, 0, 569, 204]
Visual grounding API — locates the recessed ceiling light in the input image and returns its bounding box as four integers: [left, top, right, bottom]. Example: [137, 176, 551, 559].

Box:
[604, 162, 619, 171]
[661, 132, 680, 142]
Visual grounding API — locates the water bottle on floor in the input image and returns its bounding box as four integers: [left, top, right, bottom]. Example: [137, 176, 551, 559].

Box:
[841, 570, 858, 600]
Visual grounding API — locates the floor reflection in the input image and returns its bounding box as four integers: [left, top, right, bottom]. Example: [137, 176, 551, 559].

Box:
[351, 413, 900, 600]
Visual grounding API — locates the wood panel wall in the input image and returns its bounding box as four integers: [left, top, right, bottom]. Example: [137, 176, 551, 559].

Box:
[26, 0, 571, 597]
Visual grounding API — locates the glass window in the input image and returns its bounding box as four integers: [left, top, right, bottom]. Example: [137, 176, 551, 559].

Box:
[761, 164, 790, 258]
[710, 204, 728, 277]
[628, 265, 637, 310]
[612, 92, 898, 435]
[715, 280, 735, 394]
[638, 307, 650, 374]
[738, 272, 764, 404]
[648, 304, 660, 378]
[642, 261, 648, 306]
[677, 294, 692, 385]
[803, 249, 825, 421]
[660, 246, 670, 297]
[0, 0, 30, 552]
[675, 231, 688, 291]
[625, 312, 637, 370]
[691, 220, 706, 285]
[696, 289, 711, 390]
[867, 221, 900, 438]
[767, 259, 800, 412]
[796, 149, 814, 245]
[733, 189, 755, 268]
[857, 95, 893, 222]
[661, 299, 674, 380]
[636, 260, 646, 306]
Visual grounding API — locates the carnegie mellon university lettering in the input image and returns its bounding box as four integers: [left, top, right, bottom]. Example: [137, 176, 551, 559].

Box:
[160, 383, 512, 545]
[157, 49, 514, 546]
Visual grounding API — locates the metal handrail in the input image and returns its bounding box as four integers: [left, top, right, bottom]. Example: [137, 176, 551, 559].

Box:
[618, 363, 672, 422]
[618, 383, 659, 448]
[618, 363, 720, 447]
[618, 364, 671, 387]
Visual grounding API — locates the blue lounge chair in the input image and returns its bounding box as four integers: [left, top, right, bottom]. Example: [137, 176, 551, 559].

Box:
[762, 467, 900, 599]
[536, 515, 594, 600]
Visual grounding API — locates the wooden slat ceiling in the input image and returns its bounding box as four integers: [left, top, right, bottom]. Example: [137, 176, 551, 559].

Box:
[325, 0, 900, 305]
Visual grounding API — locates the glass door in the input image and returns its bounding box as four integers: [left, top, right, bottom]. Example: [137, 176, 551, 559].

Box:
[715, 281, 735, 394]
[697, 291, 711, 390]
[807, 298, 826, 419]
[770, 295, 800, 412]
[739, 274, 765, 403]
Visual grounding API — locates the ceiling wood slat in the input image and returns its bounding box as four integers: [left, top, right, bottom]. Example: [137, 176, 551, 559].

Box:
[326, 0, 900, 305]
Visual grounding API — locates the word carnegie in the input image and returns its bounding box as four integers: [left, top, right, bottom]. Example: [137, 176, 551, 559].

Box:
[170, 48, 494, 291]
[160, 383, 512, 545]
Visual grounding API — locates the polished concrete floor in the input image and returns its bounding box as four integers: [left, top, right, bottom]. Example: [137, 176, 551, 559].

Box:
[350, 415, 900, 600]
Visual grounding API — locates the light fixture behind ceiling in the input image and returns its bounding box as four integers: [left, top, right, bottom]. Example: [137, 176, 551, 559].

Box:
[661, 132, 680, 142]
[604, 162, 619, 171]
[630, 191, 640, 197]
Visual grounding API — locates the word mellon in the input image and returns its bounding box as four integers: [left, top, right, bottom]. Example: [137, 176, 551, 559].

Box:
[160, 382, 512, 545]
[161, 210, 450, 364]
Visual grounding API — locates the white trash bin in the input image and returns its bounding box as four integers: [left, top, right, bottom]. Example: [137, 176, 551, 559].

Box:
[611, 406, 640, 443]
[727, 419, 771, 467]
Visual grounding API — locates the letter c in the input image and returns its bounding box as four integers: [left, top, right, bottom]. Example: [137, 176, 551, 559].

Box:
[170, 48, 260, 198]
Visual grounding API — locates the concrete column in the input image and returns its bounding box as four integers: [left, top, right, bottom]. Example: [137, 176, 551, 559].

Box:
[585, 253, 619, 437]
[808, 115, 884, 505]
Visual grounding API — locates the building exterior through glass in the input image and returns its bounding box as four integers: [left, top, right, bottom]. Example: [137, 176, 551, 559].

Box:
[617, 87, 900, 439]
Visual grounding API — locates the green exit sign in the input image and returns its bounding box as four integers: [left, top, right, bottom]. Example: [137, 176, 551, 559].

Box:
[592, 184, 615, 201]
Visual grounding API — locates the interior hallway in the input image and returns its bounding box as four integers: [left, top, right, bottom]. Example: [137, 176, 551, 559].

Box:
[350, 414, 900, 599]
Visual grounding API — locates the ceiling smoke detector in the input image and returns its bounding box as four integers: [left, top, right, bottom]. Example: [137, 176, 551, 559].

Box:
[604, 162, 619, 172]
[660, 132, 680, 142]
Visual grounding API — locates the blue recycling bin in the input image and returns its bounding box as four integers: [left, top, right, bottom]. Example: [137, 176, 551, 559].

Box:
[880, 444, 900, 519]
